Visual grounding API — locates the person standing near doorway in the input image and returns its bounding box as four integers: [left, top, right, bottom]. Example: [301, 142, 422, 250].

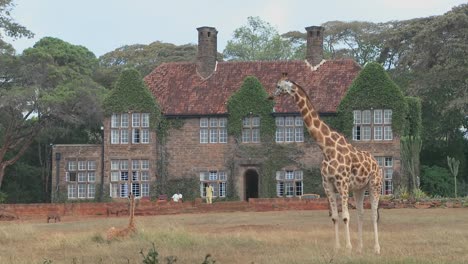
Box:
[205, 184, 214, 204]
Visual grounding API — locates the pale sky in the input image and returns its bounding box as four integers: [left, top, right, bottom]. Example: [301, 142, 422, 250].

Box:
[5, 0, 467, 57]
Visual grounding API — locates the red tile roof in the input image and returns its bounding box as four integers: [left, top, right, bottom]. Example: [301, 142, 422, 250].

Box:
[144, 59, 360, 115]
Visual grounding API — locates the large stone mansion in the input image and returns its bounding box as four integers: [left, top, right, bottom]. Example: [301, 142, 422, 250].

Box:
[51, 26, 400, 202]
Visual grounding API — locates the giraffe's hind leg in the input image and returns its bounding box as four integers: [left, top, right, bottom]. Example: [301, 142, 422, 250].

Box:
[353, 189, 365, 253]
[369, 174, 382, 254]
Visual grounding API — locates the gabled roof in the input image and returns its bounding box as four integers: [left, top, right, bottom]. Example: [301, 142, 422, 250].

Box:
[144, 59, 360, 116]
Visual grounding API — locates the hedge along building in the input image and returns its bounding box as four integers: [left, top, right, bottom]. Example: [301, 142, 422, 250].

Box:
[51, 26, 402, 202]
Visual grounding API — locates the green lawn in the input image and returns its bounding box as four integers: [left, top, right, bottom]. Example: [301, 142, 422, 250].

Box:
[1, 208, 467, 263]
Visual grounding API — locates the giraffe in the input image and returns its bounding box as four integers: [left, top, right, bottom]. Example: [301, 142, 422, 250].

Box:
[107, 193, 137, 240]
[269, 74, 383, 254]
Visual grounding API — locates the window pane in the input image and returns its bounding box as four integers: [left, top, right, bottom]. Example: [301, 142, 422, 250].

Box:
[385, 157, 393, 167]
[285, 127, 294, 142]
[88, 172, 95, 182]
[210, 129, 218, 143]
[141, 129, 149, 143]
[374, 110, 382, 124]
[242, 117, 250, 127]
[242, 129, 251, 143]
[276, 117, 284, 126]
[78, 161, 86, 170]
[133, 128, 140, 143]
[209, 171, 217, 181]
[209, 118, 218, 127]
[295, 117, 303, 127]
[132, 160, 140, 170]
[111, 130, 119, 144]
[374, 127, 383, 140]
[252, 117, 260, 127]
[68, 184, 76, 198]
[121, 129, 128, 144]
[78, 172, 86, 182]
[132, 171, 139, 181]
[111, 114, 120, 128]
[353, 110, 361, 124]
[142, 183, 150, 197]
[277, 182, 284, 197]
[362, 110, 371, 124]
[219, 171, 227, 181]
[218, 118, 227, 127]
[141, 171, 149, 181]
[120, 183, 128, 197]
[200, 128, 208, 143]
[276, 127, 284, 143]
[285, 171, 294, 180]
[362, 126, 371, 141]
[120, 171, 129, 181]
[219, 128, 227, 143]
[120, 160, 128, 170]
[141, 160, 149, 170]
[384, 126, 393, 140]
[285, 182, 294, 196]
[219, 182, 226, 197]
[295, 181, 303, 196]
[121, 113, 129, 127]
[132, 113, 140, 127]
[110, 183, 118, 198]
[200, 118, 208, 127]
[142, 113, 149, 127]
[78, 184, 86, 198]
[88, 184, 95, 198]
[111, 171, 119, 181]
[295, 127, 304, 142]
[111, 160, 119, 170]
[353, 126, 361, 141]
[68, 161, 77, 171]
[285, 116, 294, 126]
[252, 129, 260, 143]
[88, 161, 96, 170]
[384, 110, 392, 124]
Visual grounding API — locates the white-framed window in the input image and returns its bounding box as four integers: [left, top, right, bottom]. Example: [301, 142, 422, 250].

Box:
[276, 170, 303, 197]
[88, 184, 95, 198]
[199, 170, 227, 198]
[275, 116, 304, 143]
[242, 116, 260, 143]
[375, 156, 394, 195]
[111, 130, 119, 144]
[110, 159, 151, 198]
[121, 113, 129, 127]
[121, 130, 129, 144]
[200, 117, 227, 144]
[78, 161, 86, 171]
[353, 109, 393, 141]
[66, 159, 97, 199]
[110, 112, 150, 145]
[142, 113, 150, 127]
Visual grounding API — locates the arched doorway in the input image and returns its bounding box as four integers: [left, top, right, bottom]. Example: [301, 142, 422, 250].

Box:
[244, 169, 259, 201]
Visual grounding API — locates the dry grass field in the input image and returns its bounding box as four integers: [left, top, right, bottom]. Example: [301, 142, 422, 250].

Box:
[1, 208, 467, 264]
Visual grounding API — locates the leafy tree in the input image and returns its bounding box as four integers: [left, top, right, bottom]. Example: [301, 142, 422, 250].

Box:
[0, 0, 34, 42]
[95, 42, 197, 89]
[223, 16, 297, 61]
[420, 165, 454, 197]
[0, 37, 106, 189]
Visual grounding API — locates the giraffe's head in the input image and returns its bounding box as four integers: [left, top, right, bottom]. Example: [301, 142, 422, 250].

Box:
[268, 73, 294, 100]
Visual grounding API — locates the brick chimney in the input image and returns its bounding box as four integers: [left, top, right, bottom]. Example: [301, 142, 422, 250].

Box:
[196, 26, 218, 78]
[305, 26, 324, 66]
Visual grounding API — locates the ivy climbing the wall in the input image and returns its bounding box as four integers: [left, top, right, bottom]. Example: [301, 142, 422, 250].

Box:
[227, 76, 275, 141]
[103, 68, 161, 127]
[336, 62, 407, 137]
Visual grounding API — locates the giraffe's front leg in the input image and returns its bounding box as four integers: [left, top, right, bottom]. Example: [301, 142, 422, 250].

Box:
[323, 180, 340, 251]
[341, 191, 352, 251]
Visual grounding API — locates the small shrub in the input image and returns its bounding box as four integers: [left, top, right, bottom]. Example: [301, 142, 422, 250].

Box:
[413, 188, 429, 201]
[141, 242, 159, 264]
[0, 192, 7, 203]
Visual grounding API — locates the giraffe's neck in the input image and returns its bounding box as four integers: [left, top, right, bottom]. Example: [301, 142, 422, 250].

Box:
[290, 83, 331, 150]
